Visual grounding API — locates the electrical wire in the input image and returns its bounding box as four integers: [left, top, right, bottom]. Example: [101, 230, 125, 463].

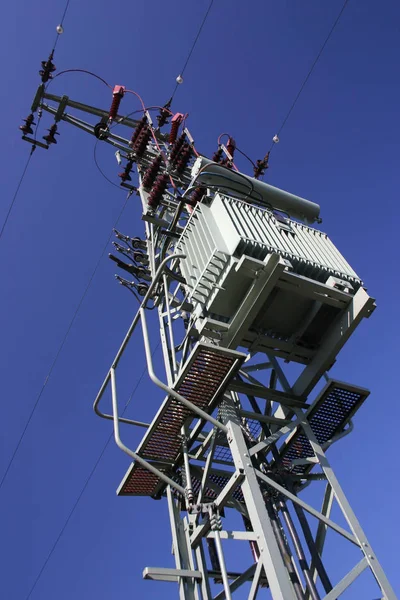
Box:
[93, 141, 128, 191]
[171, 0, 215, 100]
[0, 147, 35, 241]
[235, 146, 257, 169]
[52, 0, 72, 52]
[52, 69, 112, 88]
[0, 192, 132, 494]
[24, 342, 160, 600]
[270, 0, 351, 152]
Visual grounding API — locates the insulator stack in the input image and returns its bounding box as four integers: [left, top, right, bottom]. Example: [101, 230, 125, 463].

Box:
[169, 113, 184, 143]
[43, 124, 59, 145]
[118, 159, 134, 182]
[157, 99, 172, 128]
[109, 85, 125, 122]
[129, 116, 147, 147]
[226, 137, 236, 159]
[188, 186, 205, 206]
[169, 133, 186, 163]
[141, 155, 162, 190]
[19, 114, 36, 135]
[147, 173, 169, 210]
[133, 127, 151, 158]
[39, 52, 56, 83]
[253, 152, 270, 179]
[212, 147, 223, 163]
[174, 143, 192, 175]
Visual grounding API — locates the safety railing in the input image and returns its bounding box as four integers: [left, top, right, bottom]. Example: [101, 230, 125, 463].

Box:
[93, 252, 227, 495]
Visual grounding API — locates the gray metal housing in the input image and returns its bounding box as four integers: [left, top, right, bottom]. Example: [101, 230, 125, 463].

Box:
[191, 157, 321, 223]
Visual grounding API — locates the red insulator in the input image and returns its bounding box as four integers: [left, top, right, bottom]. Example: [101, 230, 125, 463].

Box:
[109, 85, 125, 121]
[157, 98, 172, 128]
[43, 124, 59, 145]
[212, 147, 223, 163]
[226, 137, 236, 159]
[175, 144, 192, 175]
[188, 187, 205, 206]
[118, 158, 134, 182]
[142, 155, 162, 190]
[133, 127, 151, 158]
[253, 152, 270, 179]
[130, 116, 147, 147]
[39, 52, 56, 83]
[148, 173, 169, 209]
[169, 113, 184, 144]
[169, 133, 186, 163]
[19, 114, 36, 135]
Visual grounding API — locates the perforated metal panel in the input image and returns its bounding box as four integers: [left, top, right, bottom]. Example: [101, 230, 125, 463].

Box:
[117, 343, 245, 496]
[137, 343, 245, 463]
[118, 464, 168, 496]
[280, 380, 369, 475]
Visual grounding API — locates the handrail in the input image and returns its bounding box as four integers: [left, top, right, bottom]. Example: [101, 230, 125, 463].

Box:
[140, 307, 228, 433]
[110, 368, 186, 496]
[93, 253, 186, 424]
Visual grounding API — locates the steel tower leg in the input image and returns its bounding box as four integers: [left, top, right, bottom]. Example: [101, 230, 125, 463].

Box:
[296, 410, 397, 600]
[226, 419, 298, 600]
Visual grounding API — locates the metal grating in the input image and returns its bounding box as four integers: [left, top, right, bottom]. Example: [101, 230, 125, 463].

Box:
[118, 462, 245, 502]
[118, 343, 245, 496]
[138, 344, 245, 462]
[207, 444, 233, 464]
[117, 463, 169, 496]
[280, 380, 369, 475]
[243, 418, 263, 442]
[190, 471, 244, 503]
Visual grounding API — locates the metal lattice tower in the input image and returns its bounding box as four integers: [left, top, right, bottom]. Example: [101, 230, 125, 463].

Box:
[23, 83, 396, 600]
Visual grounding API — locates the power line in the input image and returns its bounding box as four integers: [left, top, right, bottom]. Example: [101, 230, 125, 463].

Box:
[24, 344, 159, 600]
[0, 147, 35, 241]
[2, 0, 72, 242]
[52, 0, 72, 51]
[0, 192, 131, 493]
[270, 0, 351, 151]
[172, 0, 215, 99]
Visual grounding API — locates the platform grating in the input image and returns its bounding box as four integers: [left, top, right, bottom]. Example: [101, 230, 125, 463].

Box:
[118, 343, 245, 496]
[117, 463, 169, 496]
[280, 381, 369, 475]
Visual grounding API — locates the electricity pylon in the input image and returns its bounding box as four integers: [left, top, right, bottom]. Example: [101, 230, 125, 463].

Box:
[22, 83, 396, 600]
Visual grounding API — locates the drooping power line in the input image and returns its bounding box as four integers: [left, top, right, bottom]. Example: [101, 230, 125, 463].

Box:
[24, 343, 159, 600]
[0, 148, 35, 241]
[270, 0, 351, 151]
[171, 0, 215, 99]
[0, 192, 131, 493]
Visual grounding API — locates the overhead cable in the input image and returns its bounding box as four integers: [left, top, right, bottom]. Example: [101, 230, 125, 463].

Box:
[23, 344, 159, 600]
[0, 192, 131, 493]
[171, 0, 215, 99]
[270, 0, 351, 151]
[0, 148, 35, 241]
[52, 0, 72, 51]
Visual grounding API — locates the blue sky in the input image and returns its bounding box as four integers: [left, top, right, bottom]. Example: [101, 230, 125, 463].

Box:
[1, 0, 400, 598]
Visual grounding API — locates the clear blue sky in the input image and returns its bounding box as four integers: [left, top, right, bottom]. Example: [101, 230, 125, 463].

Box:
[1, 1, 399, 598]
